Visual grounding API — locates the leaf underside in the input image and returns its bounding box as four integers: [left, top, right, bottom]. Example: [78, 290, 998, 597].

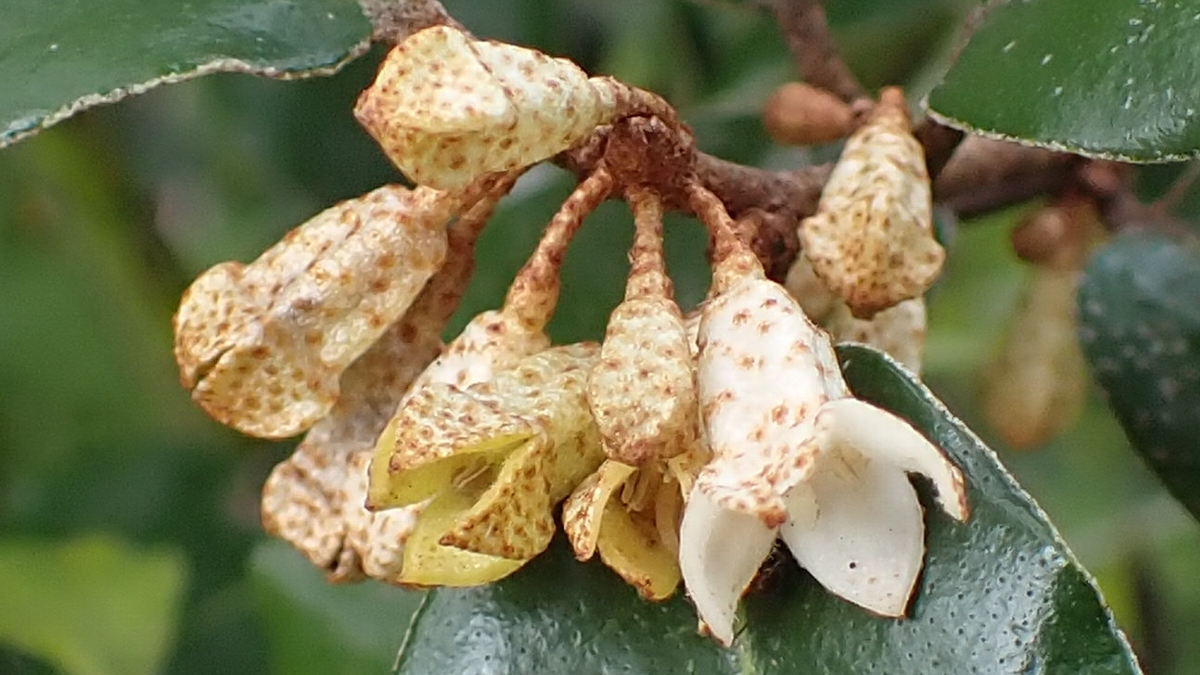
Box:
[391, 345, 1142, 675]
[0, 0, 372, 148]
[929, 0, 1200, 162]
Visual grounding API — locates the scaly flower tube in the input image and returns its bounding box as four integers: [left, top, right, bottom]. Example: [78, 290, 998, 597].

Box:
[173, 184, 457, 438]
[679, 185, 968, 645]
[367, 344, 605, 586]
[563, 189, 705, 600]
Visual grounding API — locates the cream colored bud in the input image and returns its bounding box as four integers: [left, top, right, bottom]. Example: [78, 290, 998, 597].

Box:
[355, 26, 618, 190]
[825, 297, 927, 374]
[799, 88, 943, 319]
[783, 252, 839, 322]
[175, 185, 452, 438]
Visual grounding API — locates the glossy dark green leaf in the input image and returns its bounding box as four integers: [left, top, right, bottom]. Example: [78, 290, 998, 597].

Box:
[0, 0, 371, 148]
[928, 0, 1200, 161]
[1078, 232, 1200, 520]
[391, 345, 1141, 675]
[0, 535, 186, 675]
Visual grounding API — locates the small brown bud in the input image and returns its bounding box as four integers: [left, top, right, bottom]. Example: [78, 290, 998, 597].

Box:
[764, 82, 855, 146]
[1010, 197, 1101, 271]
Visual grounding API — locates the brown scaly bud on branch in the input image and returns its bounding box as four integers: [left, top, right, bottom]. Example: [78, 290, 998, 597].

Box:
[764, 82, 855, 146]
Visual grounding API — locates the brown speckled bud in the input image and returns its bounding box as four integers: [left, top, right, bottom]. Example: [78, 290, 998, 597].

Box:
[588, 190, 696, 466]
[260, 184, 505, 582]
[982, 266, 1088, 449]
[175, 185, 453, 438]
[355, 26, 676, 191]
[783, 252, 839, 322]
[763, 82, 855, 146]
[799, 88, 944, 319]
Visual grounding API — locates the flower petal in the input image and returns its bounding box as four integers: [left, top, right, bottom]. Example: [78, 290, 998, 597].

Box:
[562, 460, 637, 560]
[816, 398, 969, 521]
[366, 381, 533, 510]
[406, 308, 551, 393]
[677, 486, 777, 646]
[595, 483, 683, 601]
[399, 487, 523, 587]
[779, 454, 925, 616]
[337, 452, 421, 583]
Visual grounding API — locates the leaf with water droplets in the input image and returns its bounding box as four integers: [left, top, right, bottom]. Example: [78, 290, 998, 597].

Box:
[929, 0, 1200, 161]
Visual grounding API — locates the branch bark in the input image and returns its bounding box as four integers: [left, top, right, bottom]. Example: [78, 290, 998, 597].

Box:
[768, 0, 867, 103]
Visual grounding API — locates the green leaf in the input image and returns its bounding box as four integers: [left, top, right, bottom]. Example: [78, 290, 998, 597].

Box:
[390, 345, 1142, 675]
[0, 0, 372, 148]
[250, 540, 427, 675]
[928, 0, 1200, 161]
[1078, 231, 1200, 520]
[0, 535, 187, 675]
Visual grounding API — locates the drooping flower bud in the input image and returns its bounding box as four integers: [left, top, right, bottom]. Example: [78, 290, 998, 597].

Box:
[355, 26, 673, 190]
[564, 189, 699, 600]
[799, 88, 944, 319]
[260, 182, 508, 582]
[982, 266, 1088, 449]
[587, 190, 695, 467]
[174, 185, 453, 438]
[763, 82, 855, 146]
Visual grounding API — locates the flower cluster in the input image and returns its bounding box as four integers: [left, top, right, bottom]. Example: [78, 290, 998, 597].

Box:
[172, 25, 968, 645]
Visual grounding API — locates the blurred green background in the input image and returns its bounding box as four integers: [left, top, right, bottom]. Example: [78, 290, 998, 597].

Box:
[0, 1, 1196, 674]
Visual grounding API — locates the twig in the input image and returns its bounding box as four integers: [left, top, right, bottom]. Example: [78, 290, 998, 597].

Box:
[768, 0, 867, 103]
[914, 120, 965, 181]
[934, 136, 1075, 217]
[1151, 160, 1200, 215]
[358, 0, 462, 44]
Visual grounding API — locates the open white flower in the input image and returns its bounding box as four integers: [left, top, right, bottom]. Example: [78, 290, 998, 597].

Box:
[678, 273, 968, 645]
